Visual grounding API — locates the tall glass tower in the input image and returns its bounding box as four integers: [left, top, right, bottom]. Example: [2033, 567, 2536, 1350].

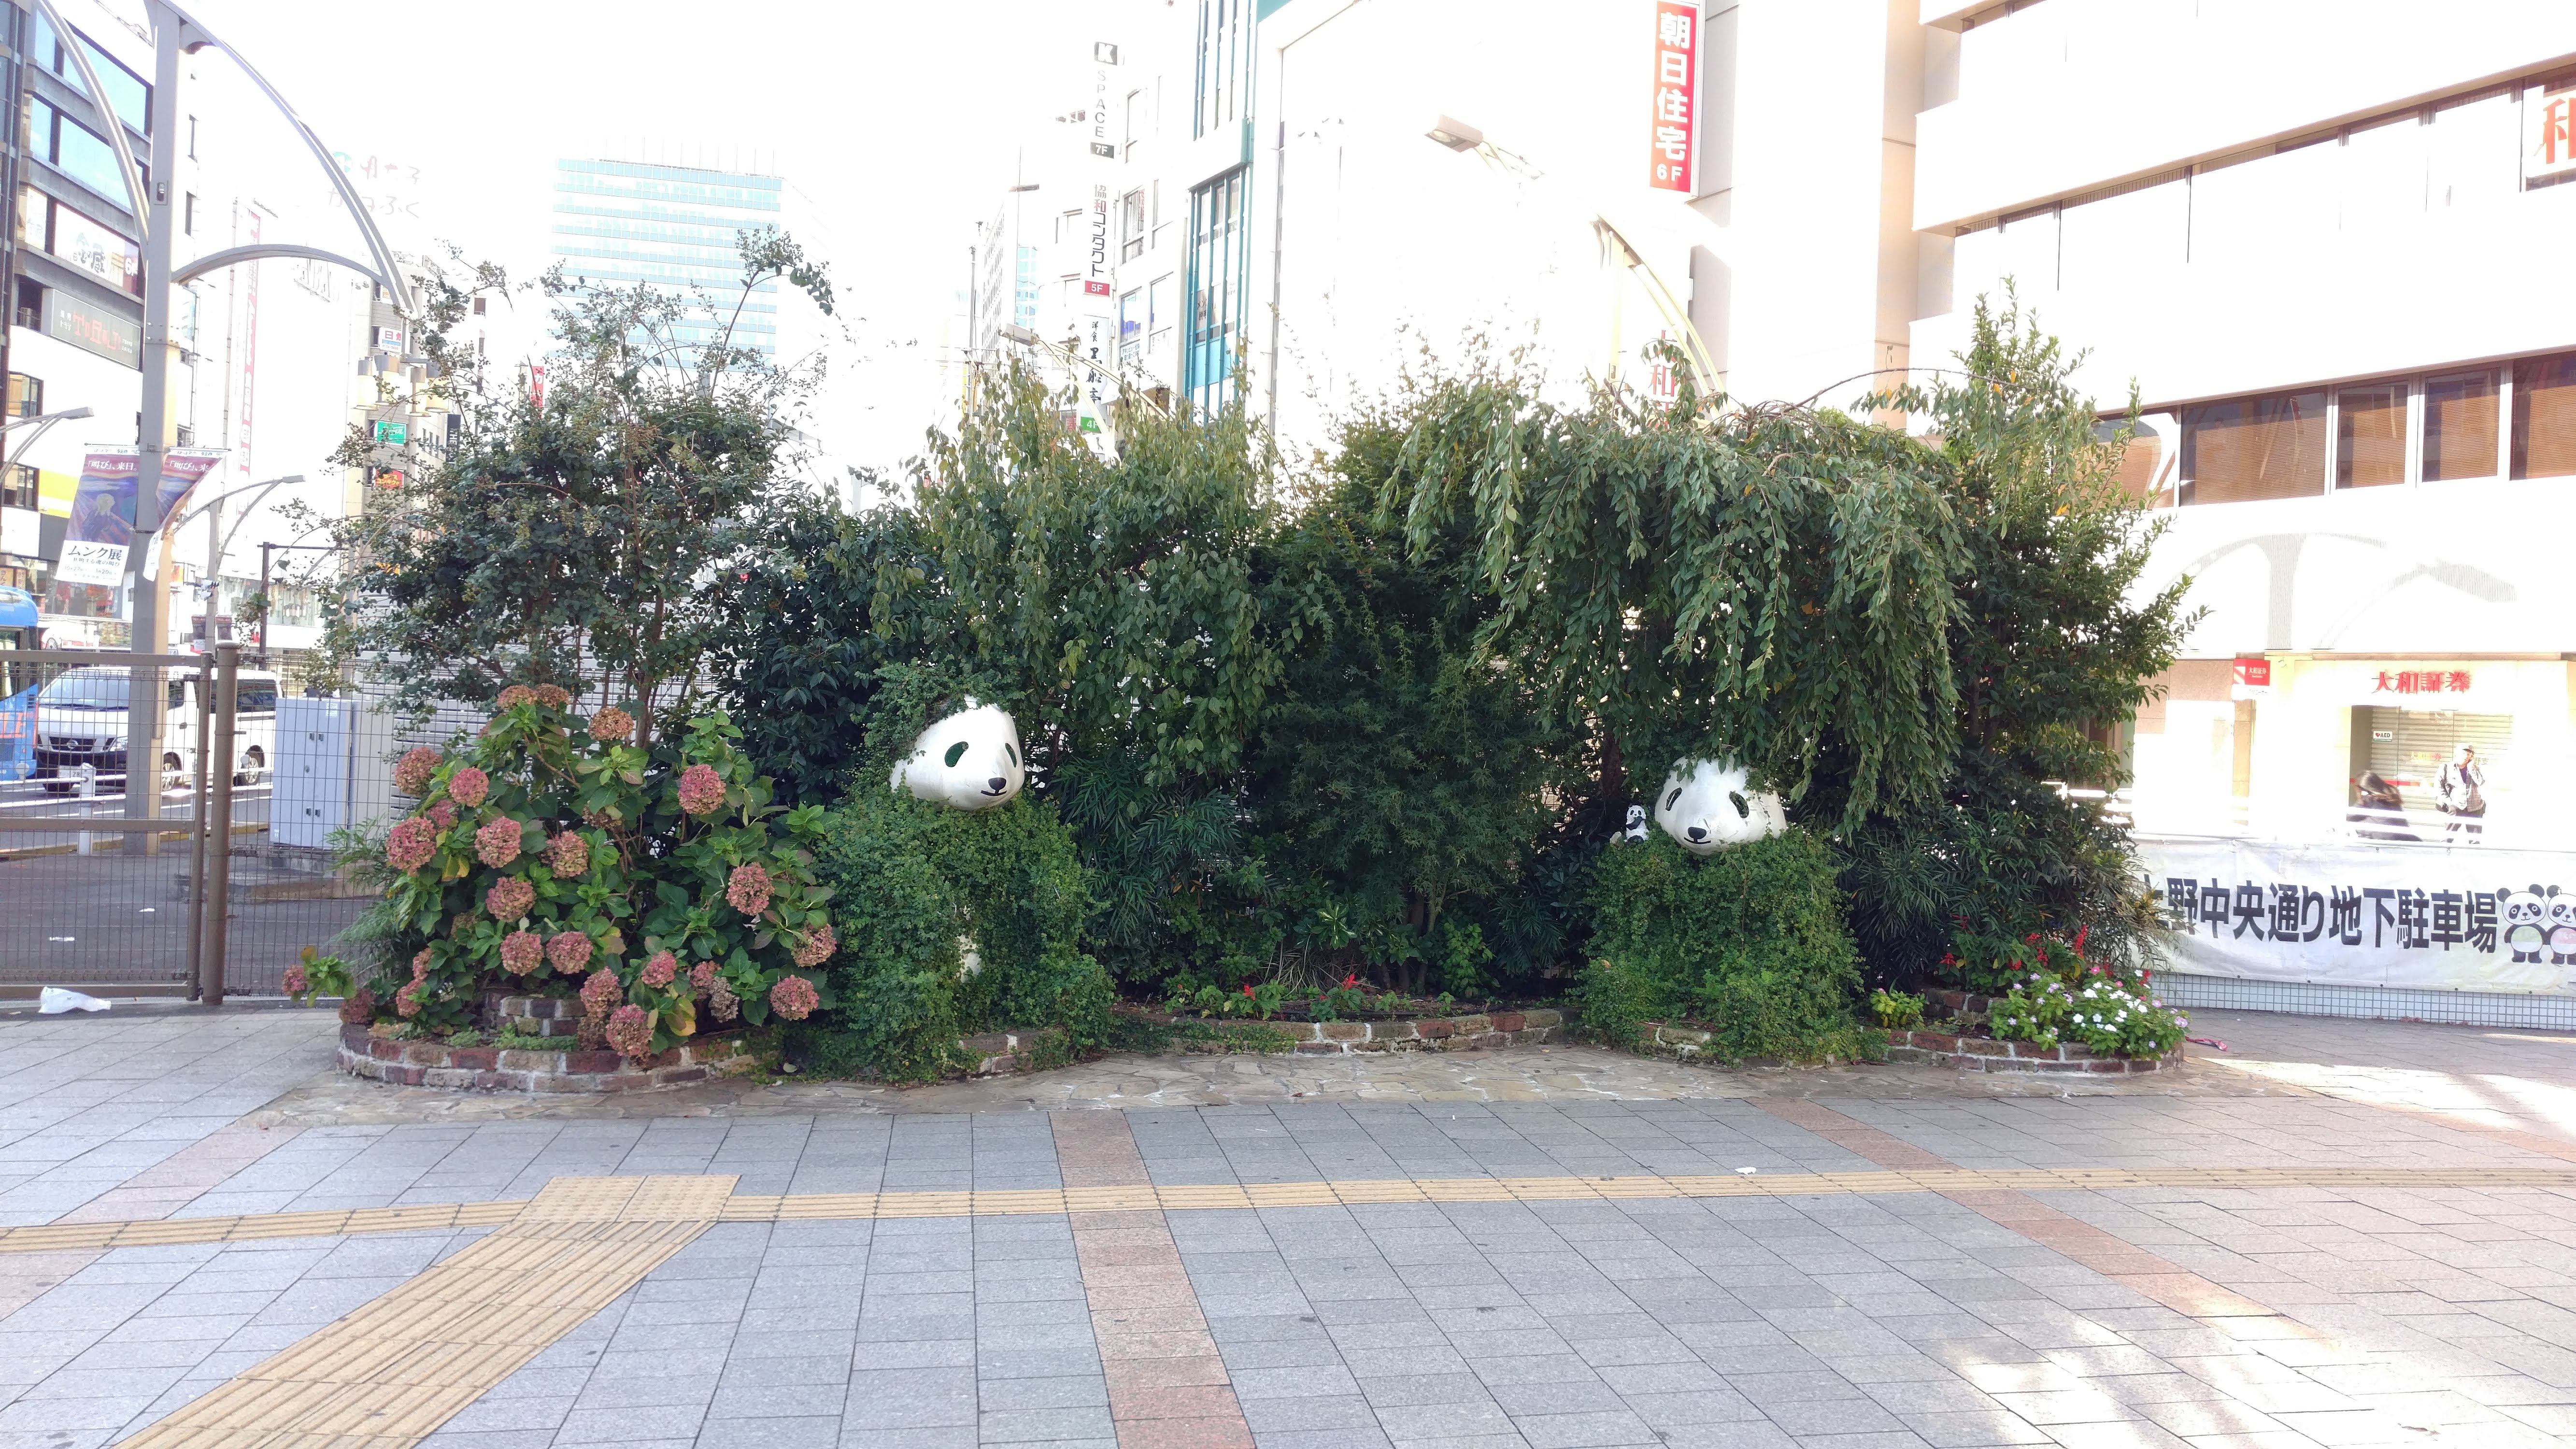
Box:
[550, 160, 783, 362]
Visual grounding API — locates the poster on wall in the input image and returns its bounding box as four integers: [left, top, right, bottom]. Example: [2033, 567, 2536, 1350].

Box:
[49, 448, 228, 588]
[2139, 836, 2576, 997]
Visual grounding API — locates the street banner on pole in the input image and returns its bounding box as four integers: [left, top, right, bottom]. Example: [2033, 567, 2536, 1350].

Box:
[53, 447, 227, 587]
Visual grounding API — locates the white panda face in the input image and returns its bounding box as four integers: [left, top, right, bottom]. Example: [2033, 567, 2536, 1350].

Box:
[2502, 887, 2548, 928]
[890, 702, 1025, 811]
[2548, 890, 2576, 932]
[1653, 759, 1787, 855]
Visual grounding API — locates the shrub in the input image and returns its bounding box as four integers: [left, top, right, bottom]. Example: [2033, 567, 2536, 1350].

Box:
[1870, 988, 1925, 1029]
[1575, 830, 1864, 1063]
[1962, 927, 2185, 1058]
[805, 784, 1112, 1082]
[363, 691, 832, 1060]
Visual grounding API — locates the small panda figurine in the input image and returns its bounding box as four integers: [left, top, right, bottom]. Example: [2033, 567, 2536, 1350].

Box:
[2546, 887, 2576, 968]
[1620, 804, 1649, 843]
[891, 700, 1025, 811]
[2500, 884, 2550, 965]
[1653, 759, 1788, 855]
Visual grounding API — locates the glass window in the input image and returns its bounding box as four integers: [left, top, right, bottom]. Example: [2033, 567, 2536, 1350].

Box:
[1121, 190, 1145, 262]
[8, 373, 43, 419]
[45, 103, 134, 207]
[2335, 384, 2406, 489]
[2093, 418, 2168, 503]
[2421, 369, 2498, 481]
[1118, 289, 1142, 367]
[2512, 352, 2576, 480]
[2180, 390, 2325, 504]
[1195, 0, 1252, 140]
[29, 16, 149, 134]
[237, 683, 278, 715]
[1184, 169, 1250, 412]
[1148, 273, 1175, 357]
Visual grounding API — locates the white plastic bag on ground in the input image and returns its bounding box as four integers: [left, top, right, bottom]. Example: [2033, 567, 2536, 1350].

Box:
[38, 987, 110, 1014]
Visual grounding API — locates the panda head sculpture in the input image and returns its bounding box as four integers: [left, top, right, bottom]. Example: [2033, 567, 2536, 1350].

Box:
[1653, 759, 1787, 854]
[889, 700, 1025, 811]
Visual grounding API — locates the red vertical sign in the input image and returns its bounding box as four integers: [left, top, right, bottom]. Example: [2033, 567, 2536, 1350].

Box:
[1647, 2, 1697, 191]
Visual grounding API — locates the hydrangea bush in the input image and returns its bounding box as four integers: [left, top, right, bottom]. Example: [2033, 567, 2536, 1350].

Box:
[374, 689, 834, 1060]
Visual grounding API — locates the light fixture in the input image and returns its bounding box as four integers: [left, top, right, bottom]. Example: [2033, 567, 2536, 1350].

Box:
[1425, 115, 1483, 151]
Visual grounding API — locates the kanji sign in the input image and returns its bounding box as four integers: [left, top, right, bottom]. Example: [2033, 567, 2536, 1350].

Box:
[2532, 87, 2576, 184]
[1646, 2, 1697, 192]
[2141, 838, 2576, 997]
[2373, 668, 2472, 696]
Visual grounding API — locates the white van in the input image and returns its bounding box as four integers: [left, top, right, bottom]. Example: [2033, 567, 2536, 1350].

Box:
[33, 665, 279, 793]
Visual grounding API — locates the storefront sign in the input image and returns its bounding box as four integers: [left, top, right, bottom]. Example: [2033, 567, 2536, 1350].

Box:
[2374, 668, 2472, 696]
[2532, 86, 2576, 185]
[51, 199, 142, 296]
[2230, 657, 2271, 700]
[2141, 836, 2576, 997]
[45, 290, 139, 368]
[1646, 2, 1697, 191]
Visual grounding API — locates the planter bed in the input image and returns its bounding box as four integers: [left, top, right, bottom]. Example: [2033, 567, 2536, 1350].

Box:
[1156, 1007, 1568, 1054]
[1879, 987, 2181, 1075]
[337, 994, 755, 1093]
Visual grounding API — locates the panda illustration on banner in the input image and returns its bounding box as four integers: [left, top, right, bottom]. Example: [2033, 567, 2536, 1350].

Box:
[890, 700, 1025, 811]
[2548, 887, 2576, 969]
[2500, 884, 2553, 965]
[1652, 759, 1788, 855]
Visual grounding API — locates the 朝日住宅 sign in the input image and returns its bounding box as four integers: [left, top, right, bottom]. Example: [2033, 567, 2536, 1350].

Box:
[2531, 86, 2576, 185]
[2141, 837, 2576, 997]
[1646, 2, 1697, 191]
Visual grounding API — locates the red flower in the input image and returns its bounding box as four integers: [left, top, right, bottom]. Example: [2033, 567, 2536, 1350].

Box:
[1342, 974, 1359, 988]
[1242, 983, 1255, 996]
[2073, 925, 2089, 953]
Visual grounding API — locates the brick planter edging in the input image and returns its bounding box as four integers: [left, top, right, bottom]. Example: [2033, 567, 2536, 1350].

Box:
[1879, 1027, 2178, 1075]
[1161, 1008, 1566, 1055]
[337, 1022, 755, 1093]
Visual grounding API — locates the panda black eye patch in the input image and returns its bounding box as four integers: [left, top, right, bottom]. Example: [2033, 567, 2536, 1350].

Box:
[1664, 788, 1682, 810]
[1005, 742, 1018, 767]
[1728, 792, 1749, 819]
[944, 741, 970, 768]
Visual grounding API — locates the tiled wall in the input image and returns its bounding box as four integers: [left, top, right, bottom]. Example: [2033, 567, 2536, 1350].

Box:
[2160, 971, 2576, 1029]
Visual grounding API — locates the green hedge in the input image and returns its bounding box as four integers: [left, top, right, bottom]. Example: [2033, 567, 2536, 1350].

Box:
[1575, 830, 1865, 1064]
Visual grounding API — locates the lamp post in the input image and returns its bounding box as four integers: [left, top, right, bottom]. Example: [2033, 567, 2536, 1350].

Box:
[28, 0, 412, 852]
[159, 475, 307, 650]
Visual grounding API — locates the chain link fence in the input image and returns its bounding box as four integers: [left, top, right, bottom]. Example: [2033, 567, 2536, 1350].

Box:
[0, 647, 472, 1001]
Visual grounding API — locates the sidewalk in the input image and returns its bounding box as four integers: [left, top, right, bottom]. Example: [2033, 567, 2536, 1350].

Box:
[0, 1005, 2570, 1449]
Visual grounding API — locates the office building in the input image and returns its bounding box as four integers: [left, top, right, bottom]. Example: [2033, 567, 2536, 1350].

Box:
[550, 159, 785, 365]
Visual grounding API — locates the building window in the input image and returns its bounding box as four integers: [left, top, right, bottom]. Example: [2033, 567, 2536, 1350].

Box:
[1118, 288, 1142, 368]
[1148, 274, 1175, 360]
[2, 464, 35, 509]
[1184, 170, 1249, 412]
[7, 373, 42, 419]
[2420, 369, 2499, 482]
[187, 114, 196, 159]
[1120, 190, 1145, 262]
[27, 98, 140, 211]
[2335, 384, 2405, 489]
[2179, 390, 2325, 504]
[28, 15, 150, 133]
[183, 192, 196, 236]
[2513, 353, 2576, 480]
[1124, 89, 1145, 161]
[1195, 0, 1252, 140]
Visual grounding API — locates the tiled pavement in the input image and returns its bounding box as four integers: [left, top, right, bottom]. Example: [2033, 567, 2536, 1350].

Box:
[0, 1005, 2572, 1448]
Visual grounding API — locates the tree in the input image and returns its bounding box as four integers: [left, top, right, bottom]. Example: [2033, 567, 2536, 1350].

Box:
[1834, 293, 2198, 978]
[310, 229, 837, 753]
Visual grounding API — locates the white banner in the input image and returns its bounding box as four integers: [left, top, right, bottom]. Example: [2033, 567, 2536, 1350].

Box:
[53, 537, 129, 587]
[2138, 836, 2576, 996]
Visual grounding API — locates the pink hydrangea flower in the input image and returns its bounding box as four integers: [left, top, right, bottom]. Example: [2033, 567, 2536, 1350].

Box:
[546, 931, 594, 972]
[428, 800, 456, 830]
[412, 948, 433, 980]
[281, 964, 309, 996]
[485, 876, 535, 921]
[791, 922, 837, 968]
[641, 950, 678, 988]
[605, 1004, 653, 1058]
[476, 817, 523, 867]
[580, 966, 623, 1018]
[769, 975, 820, 1021]
[588, 706, 635, 743]
[395, 980, 423, 1018]
[496, 684, 534, 710]
[386, 817, 437, 873]
[690, 960, 718, 993]
[676, 763, 726, 816]
[499, 929, 545, 975]
[533, 684, 572, 709]
[726, 863, 772, 917]
[393, 746, 443, 796]
[448, 766, 489, 808]
[544, 831, 591, 877]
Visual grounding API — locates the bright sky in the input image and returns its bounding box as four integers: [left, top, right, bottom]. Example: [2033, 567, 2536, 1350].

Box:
[184, 0, 1116, 480]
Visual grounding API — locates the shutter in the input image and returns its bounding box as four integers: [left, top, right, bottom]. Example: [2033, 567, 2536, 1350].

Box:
[2362, 707, 2513, 815]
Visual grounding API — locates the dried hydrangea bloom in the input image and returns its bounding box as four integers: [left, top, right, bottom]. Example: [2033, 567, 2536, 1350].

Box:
[709, 980, 740, 1023]
[281, 963, 309, 996]
[395, 980, 423, 1017]
[427, 800, 456, 830]
[475, 817, 523, 867]
[790, 922, 837, 968]
[580, 966, 623, 1018]
[485, 876, 536, 921]
[393, 746, 443, 796]
[533, 684, 572, 709]
[769, 974, 820, 1022]
[587, 706, 635, 743]
[496, 684, 534, 709]
[676, 763, 726, 816]
[412, 948, 433, 979]
[606, 1003, 653, 1058]
[726, 863, 772, 917]
[690, 960, 718, 993]
[546, 930, 595, 972]
[447, 765, 489, 808]
[640, 950, 678, 988]
[499, 929, 545, 976]
[544, 831, 590, 877]
[385, 817, 437, 873]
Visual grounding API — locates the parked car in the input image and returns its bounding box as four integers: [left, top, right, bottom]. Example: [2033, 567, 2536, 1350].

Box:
[32, 666, 278, 793]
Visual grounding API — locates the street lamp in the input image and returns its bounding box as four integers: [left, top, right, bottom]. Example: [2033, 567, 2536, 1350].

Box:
[0, 406, 96, 476]
[160, 474, 306, 650]
[28, 0, 411, 850]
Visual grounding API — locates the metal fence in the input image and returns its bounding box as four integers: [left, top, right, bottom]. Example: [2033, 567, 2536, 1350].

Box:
[0, 645, 456, 1002]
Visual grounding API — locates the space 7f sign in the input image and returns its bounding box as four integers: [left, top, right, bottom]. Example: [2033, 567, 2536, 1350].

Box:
[1646, 2, 1697, 192]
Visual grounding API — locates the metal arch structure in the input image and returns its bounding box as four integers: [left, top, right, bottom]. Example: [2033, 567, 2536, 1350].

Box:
[26, 0, 415, 315]
[172, 243, 387, 291]
[1591, 214, 1722, 399]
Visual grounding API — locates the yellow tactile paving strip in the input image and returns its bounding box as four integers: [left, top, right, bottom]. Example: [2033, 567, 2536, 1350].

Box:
[114, 1175, 737, 1449]
[10, 1164, 2574, 1260]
